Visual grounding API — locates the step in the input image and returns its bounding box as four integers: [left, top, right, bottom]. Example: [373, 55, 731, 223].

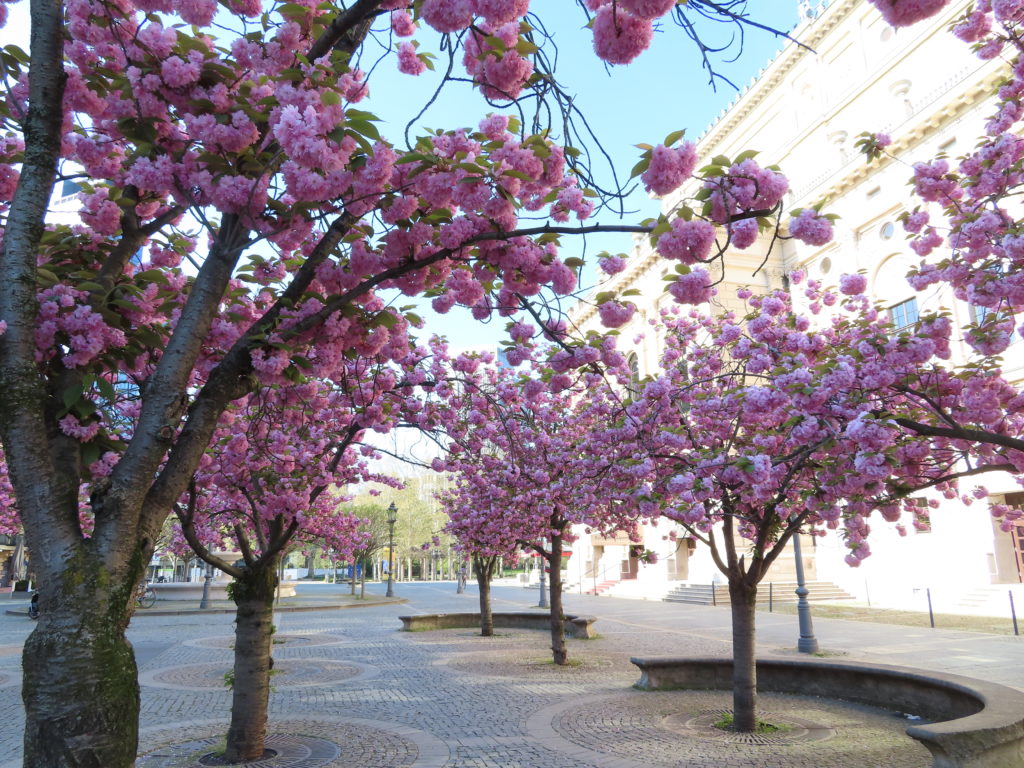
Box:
[663, 581, 853, 606]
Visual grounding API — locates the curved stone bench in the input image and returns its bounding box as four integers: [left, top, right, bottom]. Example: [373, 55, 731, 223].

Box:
[631, 656, 1024, 768]
[150, 581, 297, 601]
[399, 612, 597, 639]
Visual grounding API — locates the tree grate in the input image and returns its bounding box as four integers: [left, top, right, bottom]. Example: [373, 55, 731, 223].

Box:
[662, 709, 836, 745]
[138, 734, 341, 767]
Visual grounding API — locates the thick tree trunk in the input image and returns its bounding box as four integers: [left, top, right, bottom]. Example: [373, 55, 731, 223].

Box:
[223, 563, 278, 763]
[729, 576, 759, 732]
[475, 556, 494, 636]
[22, 554, 141, 768]
[548, 535, 567, 665]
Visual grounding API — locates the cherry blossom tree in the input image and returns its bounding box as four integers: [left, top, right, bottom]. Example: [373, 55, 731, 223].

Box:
[426, 343, 644, 663]
[173, 374, 383, 762]
[623, 279, 1021, 733]
[437, 434, 525, 636]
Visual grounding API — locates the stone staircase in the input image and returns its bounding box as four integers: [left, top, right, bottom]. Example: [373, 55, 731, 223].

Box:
[938, 584, 1024, 616]
[663, 580, 853, 606]
[582, 579, 620, 596]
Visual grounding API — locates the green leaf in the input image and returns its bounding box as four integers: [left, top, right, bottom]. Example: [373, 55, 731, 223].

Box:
[502, 169, 536, 181]
[36, 268, 59, 285]
[95, 376, 118, 402]
[346, 119, 380, 140]
[630, 158, 650, 179]
[81, 442, 102, 468]
[346, 108, 380, 123]
[664, 129, 686, 147]
[395, 152, 429, 165]
[373, 311, 398, 328]
[62, 384, 83, 409]
[320, 90, 341, 106]
[515, 39, 539, 56]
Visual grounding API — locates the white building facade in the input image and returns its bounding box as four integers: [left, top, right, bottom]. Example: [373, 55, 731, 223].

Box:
[569, 0, 1024, 608]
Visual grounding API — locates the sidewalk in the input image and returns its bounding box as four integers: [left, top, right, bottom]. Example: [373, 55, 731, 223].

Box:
[0, 581, 1017, 767]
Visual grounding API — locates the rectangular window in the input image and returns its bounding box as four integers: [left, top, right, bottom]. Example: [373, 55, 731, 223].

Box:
[889, 298, 919, 330]
[910, 497, 931, 534]
[970, 303, 1019, 346]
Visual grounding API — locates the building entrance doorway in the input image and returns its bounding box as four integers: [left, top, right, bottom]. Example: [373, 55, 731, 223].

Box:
[621, 546, 641, 580]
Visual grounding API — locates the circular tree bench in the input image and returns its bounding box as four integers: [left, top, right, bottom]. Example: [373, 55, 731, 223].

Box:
[399, 612, 597, 638]
[631, 656, 1024, 768]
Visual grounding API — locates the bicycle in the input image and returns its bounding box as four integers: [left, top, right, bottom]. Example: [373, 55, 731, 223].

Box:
[135, 581, 157, 609]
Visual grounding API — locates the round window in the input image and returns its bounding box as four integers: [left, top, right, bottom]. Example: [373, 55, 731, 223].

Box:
[880, 222, 895, 239]
[819, 256, 832, 275]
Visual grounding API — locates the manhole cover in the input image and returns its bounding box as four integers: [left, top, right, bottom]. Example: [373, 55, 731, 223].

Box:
[663, 708, 835, 745]
[144, 660, 362, 690]
[137, 734, 339, 767]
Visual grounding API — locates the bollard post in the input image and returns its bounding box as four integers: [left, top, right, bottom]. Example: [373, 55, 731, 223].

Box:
[1011, 591, 1019, 637]
[769, 582, 773, 613]
[927, 588, 935, 628]
[711, 582, 716, 607]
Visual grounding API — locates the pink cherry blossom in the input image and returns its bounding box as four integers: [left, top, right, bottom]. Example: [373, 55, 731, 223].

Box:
[867, 0, 950, 27]
[592, 5, 654, 64]
[787, 209, 834, 247]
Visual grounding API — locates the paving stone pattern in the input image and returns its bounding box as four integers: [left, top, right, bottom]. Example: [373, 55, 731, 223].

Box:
[143, 659, 363, 690]
[0, 583, 1011, 767]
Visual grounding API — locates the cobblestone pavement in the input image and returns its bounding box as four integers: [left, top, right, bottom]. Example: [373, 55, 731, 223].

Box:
[0, 581, 1019, 767]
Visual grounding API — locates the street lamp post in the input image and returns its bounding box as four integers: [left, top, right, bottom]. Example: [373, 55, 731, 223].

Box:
[538, 540, 548, 609]
[199, 561, 214, 610]
[793, 531, 819, 653]
[386, 502, 398, 598]
[456, 558, 466, 594]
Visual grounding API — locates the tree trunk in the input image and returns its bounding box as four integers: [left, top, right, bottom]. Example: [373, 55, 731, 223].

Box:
[350, 562, 356, 596]
[223, 562, 278, 762]
[22, 553, 141, 768]
[729, 575, 759, 733]
[475, 556, 494, 636]
[548, 535, 568, 665]
[359, 566, 366, 599]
